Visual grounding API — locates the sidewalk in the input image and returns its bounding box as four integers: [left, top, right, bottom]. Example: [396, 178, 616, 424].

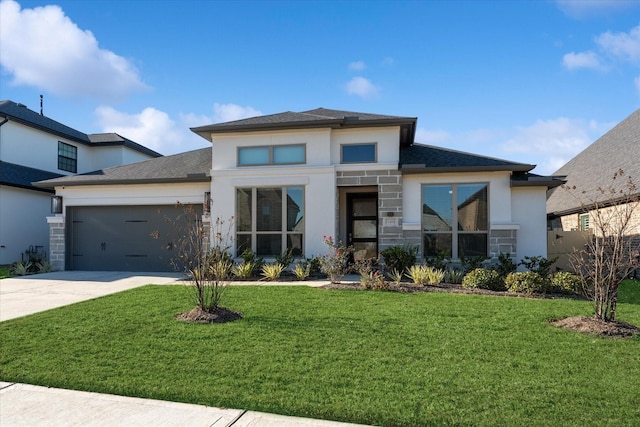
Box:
[0, 271, 370, 427]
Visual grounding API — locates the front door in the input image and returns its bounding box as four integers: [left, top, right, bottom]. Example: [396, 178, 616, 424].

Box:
[347, 193, 378, 260]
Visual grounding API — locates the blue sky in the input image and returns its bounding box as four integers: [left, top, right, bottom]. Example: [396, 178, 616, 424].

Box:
[1, 0, 639, 174]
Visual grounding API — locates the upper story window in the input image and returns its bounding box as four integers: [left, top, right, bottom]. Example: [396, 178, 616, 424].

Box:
[58, 141, 77, 173]
[237, 144, 305, 166]
[341, 143, 377, 163]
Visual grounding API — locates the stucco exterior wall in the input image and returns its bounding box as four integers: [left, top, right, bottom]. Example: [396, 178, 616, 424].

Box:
[0, 186, 51, 264]
[512, 186, 549, 260]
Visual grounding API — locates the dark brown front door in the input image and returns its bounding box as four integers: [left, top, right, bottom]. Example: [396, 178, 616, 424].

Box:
[347, 193, 378, 260]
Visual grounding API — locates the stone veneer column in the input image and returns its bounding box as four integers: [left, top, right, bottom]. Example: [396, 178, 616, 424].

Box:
[47, 216, 65, 271]
[335, 170, 404, 253]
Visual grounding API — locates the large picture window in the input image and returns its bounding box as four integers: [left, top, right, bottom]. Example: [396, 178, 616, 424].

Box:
[236, 186, 304, 257]
[422, 183, 488, 258]
[238, 144, 305, 166]
[58, 141, 77, 173]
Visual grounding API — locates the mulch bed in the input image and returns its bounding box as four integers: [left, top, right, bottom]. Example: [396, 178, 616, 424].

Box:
[175, 306, 243, 324]
[551, 316, 640, 338]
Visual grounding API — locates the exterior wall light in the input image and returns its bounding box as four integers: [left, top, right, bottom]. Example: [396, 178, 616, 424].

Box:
[51, 195, 63, 214]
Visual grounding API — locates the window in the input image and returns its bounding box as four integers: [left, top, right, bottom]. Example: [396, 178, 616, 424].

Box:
[579, 213, 589, 231]
[236, 186, 304, 257]
[422, 183, 488, 258]
[58, 141, 77, 173]
[341, 143, 376, 163]
[238, 144, 305, 166]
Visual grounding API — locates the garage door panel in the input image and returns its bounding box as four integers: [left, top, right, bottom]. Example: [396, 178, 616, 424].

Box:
[67, 205, 200, 272]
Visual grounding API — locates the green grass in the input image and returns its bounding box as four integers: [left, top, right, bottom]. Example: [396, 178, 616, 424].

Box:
[1, 281, 639, 427]
[0, 265, 11, 279]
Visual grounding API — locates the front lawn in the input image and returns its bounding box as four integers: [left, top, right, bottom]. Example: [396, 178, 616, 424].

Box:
[1, 281, 639, 426]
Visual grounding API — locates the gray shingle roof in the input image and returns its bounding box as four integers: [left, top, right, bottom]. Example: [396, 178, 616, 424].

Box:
[0, 100, 162, 157]
[36, 147, 211, 188]
[191, 107, 417, 145]
[547, 108, 640, 216]
[400, 143, 534, 173]
[0, 161, 63, 193]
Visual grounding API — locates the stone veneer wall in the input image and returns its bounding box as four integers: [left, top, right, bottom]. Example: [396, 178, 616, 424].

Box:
[336, 170, 403, 253]
[47, 216, 65, 271]
[489, 229, 518, 258]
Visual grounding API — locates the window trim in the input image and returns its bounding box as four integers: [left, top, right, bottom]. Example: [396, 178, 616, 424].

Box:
[340, 142, 377, 164]
[237, 144, 306, 167]
[58, 141, 78, 173]
[235, 186, 305, 257]
[421, 182, 490, 259]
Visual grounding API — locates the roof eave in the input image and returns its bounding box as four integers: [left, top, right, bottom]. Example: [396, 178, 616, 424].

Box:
[35, 176, 211, 189]
[400, 164, 534, 174]
[191, 117, 417, 143]
[511, 178, 565, 188]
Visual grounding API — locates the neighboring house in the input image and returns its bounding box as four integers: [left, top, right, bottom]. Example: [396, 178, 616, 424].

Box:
[0, 100, 162, 265]
[547, 108, 640, 270]
[38, 108, 560, 272]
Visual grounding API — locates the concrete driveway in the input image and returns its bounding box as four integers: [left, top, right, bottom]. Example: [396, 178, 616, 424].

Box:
[0, 271, 183, 321]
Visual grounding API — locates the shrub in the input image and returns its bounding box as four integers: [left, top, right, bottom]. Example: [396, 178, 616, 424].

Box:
[10, 261, 31, 276]
[495, 253, 518, 278]
[232, 262, 255, 279]
[551, 271, 582, 295]
[262, 263, 285, 281]
[275, 248, 295, 269]
[318, 236, 353, 283]
[292, 262, 311, 280]
[444, 268, 464, 284]
[387, 268, 404, 285]
[380, 245, 416, 275]
[406, 265, 444, 286]
[424, 250, 449, 270]
[462, 268, 504, 291]
[461, 255, 488, 273]
[240, 250, 264, 276]
[505, 271, 548, 294]
[520, 255, 557, 278]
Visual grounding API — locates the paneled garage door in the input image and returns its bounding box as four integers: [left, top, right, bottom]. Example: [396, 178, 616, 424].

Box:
[66, 205, 201, 272]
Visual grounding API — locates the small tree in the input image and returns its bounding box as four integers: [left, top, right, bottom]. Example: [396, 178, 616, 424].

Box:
[566, 170, 640, 322]
[170, 204, 238, 322]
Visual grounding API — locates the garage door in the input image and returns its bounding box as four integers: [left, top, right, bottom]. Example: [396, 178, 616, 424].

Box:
[67, 205, 202, 272]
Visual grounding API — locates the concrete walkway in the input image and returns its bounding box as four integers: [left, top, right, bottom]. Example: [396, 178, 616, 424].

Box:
[0, 271, 369, 427]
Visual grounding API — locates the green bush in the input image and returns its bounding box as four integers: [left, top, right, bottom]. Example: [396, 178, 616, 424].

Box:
[505, 272, 548, 294]
[551, 271, 582, 295]
[381, 245, 416, 275]
[406, 265, 444, 286]
[495, 253, 518, 278]
[444, 268, 464, 284]
[462, 268, 504, 291]
[520, 255, 557, 278]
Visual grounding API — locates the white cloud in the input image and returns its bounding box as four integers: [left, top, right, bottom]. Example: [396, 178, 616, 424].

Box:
[345, 76, 379, 98]
[348, 61, 366, 71]
[96, 103, 264, 155]
[596, 25, 640, 64]
[0, 0, 147, 101]
[95, 106, 200, 155]
[210, 103, 262, 123]
[556, 0, 640, 19]
[562, 51, 603, 70]
[501, 118, 594, 174]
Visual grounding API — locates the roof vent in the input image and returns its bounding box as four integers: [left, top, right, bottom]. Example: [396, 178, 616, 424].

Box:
[343, 116, 359, 121]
